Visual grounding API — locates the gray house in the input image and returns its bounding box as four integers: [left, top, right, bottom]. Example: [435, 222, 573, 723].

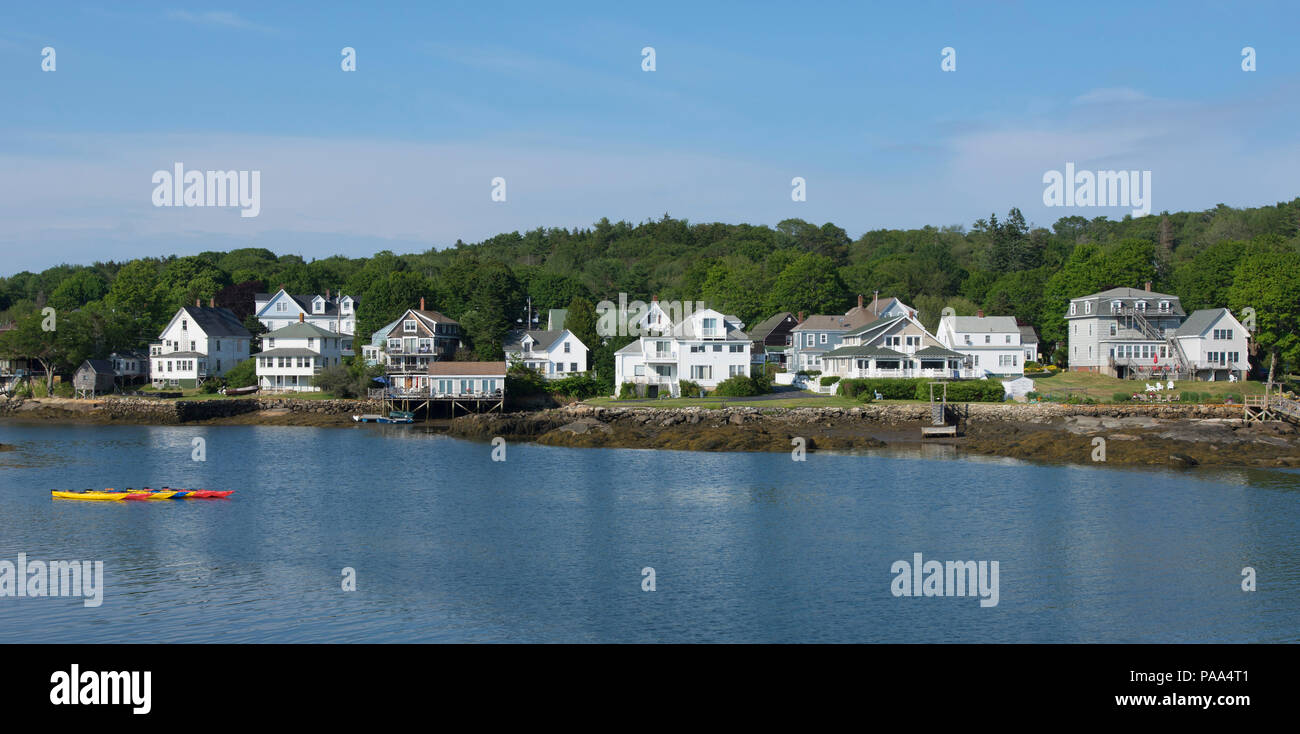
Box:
[1065, 284, 1186, 378]
[73, 359, 116, 397]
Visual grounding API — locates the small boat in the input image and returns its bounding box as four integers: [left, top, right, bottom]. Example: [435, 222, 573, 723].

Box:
[51, 488, 235, 501]
[222, 385, 259, 396]
[380, 410, 415, 424]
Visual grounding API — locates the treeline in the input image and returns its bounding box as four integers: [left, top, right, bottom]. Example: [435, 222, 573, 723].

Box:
[3, 199, 1300, 383]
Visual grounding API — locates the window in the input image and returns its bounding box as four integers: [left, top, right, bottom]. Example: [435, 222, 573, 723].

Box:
[404, 320, 417, 333]
[1005, 335, 1012, 343]
[806, 334, 815, 347]
[570, 363, 577, 372]
[1159, 301, 1170, 312]
[564, 342, 571, 353]
[1111, 301, 1121, 313]
[729, 365, 745, 377]
[701, 317, 718, 336]
[215, 340, 221, 350]
[713, 344, 722, 352]
[1070, 303, 1077, 315]
[691, 365, 712, 380]
[633, 365, 645, 376]
[1109, 325, 1116, 336]
[820, 333, 828, 344]
[1088, 325, 1092, 336]
[1086, 302, 1093, 314]
[690, 345, 704, 353]
[906, 336, 919, 346]
[729, 344, 743, 353]
[1136, 301, 1147, 311]
[267, 338, 275, 349]
[275, 302, 286, 312]
[556, 362, 565, 373]
[999, 354, 1016, 367]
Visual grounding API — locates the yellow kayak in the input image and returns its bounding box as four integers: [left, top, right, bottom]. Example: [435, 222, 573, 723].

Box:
[51, 489, 174, 501]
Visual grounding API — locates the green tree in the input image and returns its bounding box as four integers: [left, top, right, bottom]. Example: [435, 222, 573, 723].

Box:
[765, 253, 849, 316]
[1227, 250, 1300, 386]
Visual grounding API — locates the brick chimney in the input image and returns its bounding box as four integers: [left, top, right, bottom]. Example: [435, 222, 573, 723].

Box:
[195, 298, 201, 308]
[298, 312, 304, 323]
[977, 309, 984, 318]
[652, 294, 659, 303]
[419, 296, 425, 311]
[326, 288, 331, 299]
[857, 294, 863, 309]
[797, 311, 805, 323]
[209, 297, 215, 308]
[1144, 281, 1152, 292]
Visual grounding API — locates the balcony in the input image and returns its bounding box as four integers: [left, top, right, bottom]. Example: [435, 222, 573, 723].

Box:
[644, 350, 677, 362]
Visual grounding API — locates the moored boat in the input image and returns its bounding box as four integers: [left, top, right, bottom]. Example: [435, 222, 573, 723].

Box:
[51, 488, 235, 501]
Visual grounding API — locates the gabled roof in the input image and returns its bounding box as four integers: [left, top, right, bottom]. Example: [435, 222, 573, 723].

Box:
[370, 316, 402, 345]
[1018, 325, 1039, 343]
[547, 309, 568, 331]
[256, 347, 322, 358]
[255, 289, 359, 318]
[749, 312, 796, 341]
[265, 321, 342, 339]
[1175, 308, 1235, 337]
[504, 329, 566, 351]
[948, 315, 1019, 333]
[79, 359, 115, 374]
[171, 306, 252, 338]
[845, 314, 907, 339]
[615, 340, 643, 355]
[792, 314, 856, 332]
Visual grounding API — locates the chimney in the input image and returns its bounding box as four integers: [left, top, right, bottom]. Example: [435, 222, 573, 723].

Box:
[977, 309, 984, 318]
[195, 298, 201, 308]
[1144, 281, 1152, 292]
[326, 288, 331, 299]
[298, 312, 304, 323]
[652, 294, 659, 303]
[872, 292, 879, 315]
[797, 311, 805, 323]
[209, 297, 215, 308]
[419, 296, 425, 311]
[858, 294, 864, 309]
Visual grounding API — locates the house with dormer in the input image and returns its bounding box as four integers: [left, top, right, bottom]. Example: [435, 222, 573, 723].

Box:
[254, 288, 359, 354]
[150, 301, 252, 388]
[504, 329, 589, 377]
[788, 295, 913, 372]
[376, 298, 463, 392]
[820, 310, 969, 380]
[937, 311, 1026, 376]
[613, 299, 751, 397]
[1065, 284, 1186, 377]
[255, 315, 348, 392]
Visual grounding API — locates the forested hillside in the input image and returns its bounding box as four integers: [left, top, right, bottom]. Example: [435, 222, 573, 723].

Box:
[3, 198, 1299, 379]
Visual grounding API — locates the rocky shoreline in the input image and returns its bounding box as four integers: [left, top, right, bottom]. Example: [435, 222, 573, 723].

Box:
[444, 403, 1300, 469]
[3, 396, 1298, 468]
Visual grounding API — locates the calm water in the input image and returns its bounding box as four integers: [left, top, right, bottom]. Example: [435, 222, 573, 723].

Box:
[0, 422, 1297, 643]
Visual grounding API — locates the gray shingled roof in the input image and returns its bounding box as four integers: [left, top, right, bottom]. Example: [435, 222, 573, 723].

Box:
[504, 329, 565, 351]
[181, 306, 252, 338]
[1174, 308, 1231, 337]
[914, 345, 965, 359]
[950, 315, 1019, 333]
[265, 321, 342, 339]
[749, 312, 795, 341]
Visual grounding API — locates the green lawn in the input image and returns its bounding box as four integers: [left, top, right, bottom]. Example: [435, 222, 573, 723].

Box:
[1028, 370, 1264, 402]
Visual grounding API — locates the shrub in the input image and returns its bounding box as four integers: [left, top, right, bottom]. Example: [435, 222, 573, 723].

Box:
[856, 390, 875, 404]
[1179, 391, 1200, 403]
[547, 372, 602, 399]
[617, 382, 637, 400]
[1024, 361, 1041, 370]
[837, 377, 927, 400]
[224, 358, 257, 389]
[921, 380, 1004, 402]
[504, 364, 549, 397]
[1112, 391, 1132, 403]
[795, 370, 822, 377]
[819, 375, 841, 387]
[1025, 391, 1040, 400]
[713, 375, 762, 397]
[678, 379, 702, 397]
[200, 378, 222, 394]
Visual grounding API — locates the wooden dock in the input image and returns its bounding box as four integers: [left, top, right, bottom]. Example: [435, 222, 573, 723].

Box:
[1244, 390, 1300, 424]
[922, 382, 966, 438]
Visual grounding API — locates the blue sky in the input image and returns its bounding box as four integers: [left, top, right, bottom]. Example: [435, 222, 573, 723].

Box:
[1, 1, 1297, 273]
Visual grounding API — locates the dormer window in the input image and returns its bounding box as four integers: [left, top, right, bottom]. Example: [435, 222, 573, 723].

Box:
[1159, 300, 1170, 312]
[1111, 300, 1122, 313]
[1070, 303, 1077, 316]
[1136, 301, 1147, 311]
[313, 298, 325, 314]
[341, 298, 351, 314]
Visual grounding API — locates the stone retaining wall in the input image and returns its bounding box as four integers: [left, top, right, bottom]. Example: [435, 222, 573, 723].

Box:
[1, 396, 382, 423]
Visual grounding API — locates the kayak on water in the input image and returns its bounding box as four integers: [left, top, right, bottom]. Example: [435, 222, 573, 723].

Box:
[50, 488, 235, 501]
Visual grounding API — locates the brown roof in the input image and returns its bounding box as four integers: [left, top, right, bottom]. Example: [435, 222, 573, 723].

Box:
[427, 361, 507, 376]
[415, 309, 458, 325]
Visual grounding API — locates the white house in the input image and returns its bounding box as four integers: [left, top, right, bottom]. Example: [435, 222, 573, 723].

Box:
[820, 312, 971, 380]
[254, 289, 358, 354]
[150, 302, 252, 388]
[504, 329, 589, 377]
[937, 312, 1025, 376]
[255, 317, 348, 392]
[109, 350, 150, 383]
[1173, 308, 1250, 381]
[613, 300, 750, 397]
